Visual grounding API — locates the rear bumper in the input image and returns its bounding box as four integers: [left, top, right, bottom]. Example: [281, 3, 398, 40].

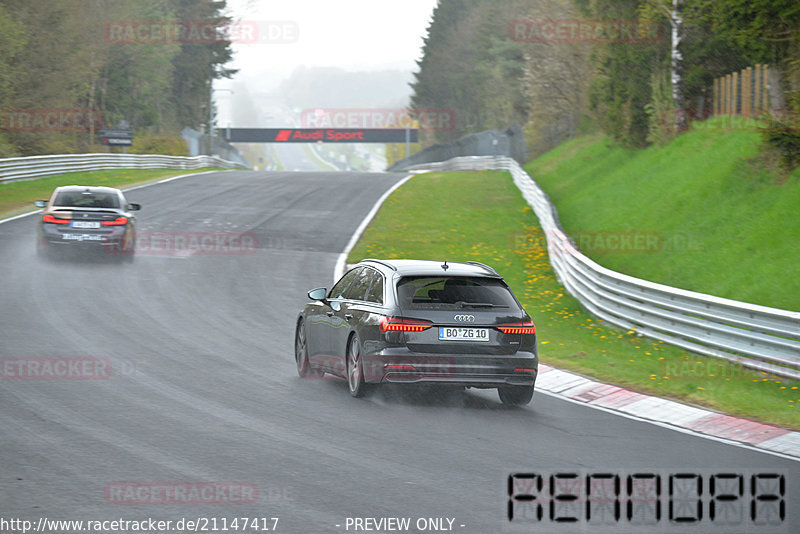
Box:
[362, 348, 538, 388]
[383, 372, 535, 387]
[39, 224, 129, 247]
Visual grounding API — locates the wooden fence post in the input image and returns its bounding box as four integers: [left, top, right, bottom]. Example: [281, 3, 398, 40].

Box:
[723, 74, 729, 115]
[754, 64, 761, 113]
[746, 67, 753, 117]
[711, 64, 772, 120]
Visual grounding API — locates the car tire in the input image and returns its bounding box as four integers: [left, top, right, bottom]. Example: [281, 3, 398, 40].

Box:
[498, 385, 534, 406]
[295, 320, 321, 378]
[347, 334, 371, 398]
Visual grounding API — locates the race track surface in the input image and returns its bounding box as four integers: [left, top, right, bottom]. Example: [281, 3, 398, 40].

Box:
[1, 170, 797, 533]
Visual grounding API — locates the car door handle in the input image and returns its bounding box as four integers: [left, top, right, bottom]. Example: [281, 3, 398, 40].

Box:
[326, 311, 334, 317]
[344, 313, 353, 321]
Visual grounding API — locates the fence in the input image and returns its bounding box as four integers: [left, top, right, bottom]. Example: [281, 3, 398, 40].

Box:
[0, 153, 249, 184]
[404, 155, 800, 380]
[713, 64, 772, 116]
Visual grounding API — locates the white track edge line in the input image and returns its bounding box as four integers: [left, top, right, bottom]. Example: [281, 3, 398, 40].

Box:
[0, 210, 42, 224]
[535, 388, 799, 462]
[0, 170, 224, 226]
[333, 174, 413, 283]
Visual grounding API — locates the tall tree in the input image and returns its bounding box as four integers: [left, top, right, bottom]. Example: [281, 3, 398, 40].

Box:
[584, 0, 662, 147]
[410, 0, 588, 156]
[0, 0, 236, 155]
[0, 2, 26, 155]
[690, 0, 800, 111]
[168, 0, 237, 131]
[644, 0, 687, 131]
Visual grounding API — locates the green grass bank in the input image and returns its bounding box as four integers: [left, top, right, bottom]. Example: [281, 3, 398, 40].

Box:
[524, 124, 800, 310]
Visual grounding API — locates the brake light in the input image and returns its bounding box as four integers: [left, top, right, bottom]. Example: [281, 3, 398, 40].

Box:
[101, 216, 128, 225]
[497, 322, 536, 334]
[514, 368, 536, 373]
[379, 317, 433, 333]
[386, 365, 415, 370]
[42, 214, 69, 224]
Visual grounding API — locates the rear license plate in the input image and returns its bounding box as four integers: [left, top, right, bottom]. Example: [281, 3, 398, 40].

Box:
[438, 327, 489, 342]
[62, 234, 103, 241]
[71, 221, 100, 229]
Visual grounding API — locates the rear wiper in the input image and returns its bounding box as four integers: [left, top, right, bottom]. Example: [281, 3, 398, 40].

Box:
[455, 301, 507, 308]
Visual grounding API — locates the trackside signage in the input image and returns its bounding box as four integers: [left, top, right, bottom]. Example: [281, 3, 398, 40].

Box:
[99, 128, 133, 146]
[223, 128, 418, 143]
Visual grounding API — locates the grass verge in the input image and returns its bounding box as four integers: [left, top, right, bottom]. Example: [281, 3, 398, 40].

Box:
[524, 127, 800, 310]
[347, 170, 799, 429]
[0, 168, 229, 220]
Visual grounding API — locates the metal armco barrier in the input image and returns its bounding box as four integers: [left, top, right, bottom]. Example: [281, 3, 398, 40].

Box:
[0, 153, 248, 183]
[404, 156, 800, 380]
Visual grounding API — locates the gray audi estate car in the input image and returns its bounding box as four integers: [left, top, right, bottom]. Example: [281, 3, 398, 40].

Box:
[295, 259, 538, 405]
[35, 185, 140, 259]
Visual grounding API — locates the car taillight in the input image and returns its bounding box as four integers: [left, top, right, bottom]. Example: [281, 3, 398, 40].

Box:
[101, 216, 128, 225]
[497, 322, 536, 334]
[42, 214, 69, 224]
[379, 317, 433, 333]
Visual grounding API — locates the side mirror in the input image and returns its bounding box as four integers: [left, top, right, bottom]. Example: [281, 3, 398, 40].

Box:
[128, 203, 141, 211]
[34, 200, 47, 208]
[307, 287, 327, 301]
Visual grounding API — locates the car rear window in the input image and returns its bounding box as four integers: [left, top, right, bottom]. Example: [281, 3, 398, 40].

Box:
[54, 191, 119, 208]
[396, 276, 520, 310]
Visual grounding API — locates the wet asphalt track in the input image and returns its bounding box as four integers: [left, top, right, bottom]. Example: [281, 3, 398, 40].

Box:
[0, 170, 797, 533]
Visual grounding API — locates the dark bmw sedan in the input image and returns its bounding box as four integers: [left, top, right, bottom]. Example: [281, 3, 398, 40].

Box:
[295, 259, 538, 405]
[35, 185, 140, 259]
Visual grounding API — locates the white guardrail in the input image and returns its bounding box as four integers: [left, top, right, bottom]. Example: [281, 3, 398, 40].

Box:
[0, 153, 248, 183]
[405, 156, 800, 380]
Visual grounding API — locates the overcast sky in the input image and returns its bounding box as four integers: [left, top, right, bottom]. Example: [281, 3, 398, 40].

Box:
[218, 0, 438, 88]
[214, 0, 438, 126]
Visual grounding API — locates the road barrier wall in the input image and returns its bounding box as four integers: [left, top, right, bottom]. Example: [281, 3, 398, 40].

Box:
[0, 153, 248, 183]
